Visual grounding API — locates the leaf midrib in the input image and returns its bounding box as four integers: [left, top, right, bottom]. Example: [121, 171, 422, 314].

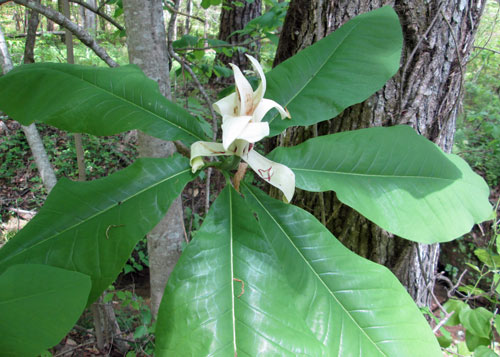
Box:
[244, 185, 387, 356]
[19, 66, 205, 142]
[267, 22, 360, 127]
[0, 167, 191, 268]
[291, 167, 462, 182]
[228, 189, 237, 355]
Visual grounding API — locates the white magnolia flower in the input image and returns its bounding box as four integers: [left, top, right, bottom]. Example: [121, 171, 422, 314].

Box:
[190, 55, 295, 202]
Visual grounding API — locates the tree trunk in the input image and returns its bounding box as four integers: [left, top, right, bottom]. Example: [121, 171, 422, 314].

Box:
[184, 0, 192, 35]
[80, 0, 96, 32]
[122, 0, 186, 318]
[272, 0, 485, 307]
[215, 0, 262, 70]
[60, 0, 87, 182]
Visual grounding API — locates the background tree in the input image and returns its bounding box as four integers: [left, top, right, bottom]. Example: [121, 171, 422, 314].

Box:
[271, 0, 486, 307]
[122, 0, 185, 319]
[215, 0, 262, 69]
[79, 0, 96, 32]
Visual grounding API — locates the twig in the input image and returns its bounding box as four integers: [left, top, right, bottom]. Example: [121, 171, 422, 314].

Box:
[175, 38, 263, 52]
[164, 1, 204, 24]
[433, 310, 454, 333]
[73, 324, 137, 344]
[436, 269, 468, 298]
[473, 46, 500, 55]
[443, 349, 467, 357]
[170, 52, 217, 139]
[6, 30, 65, 38]
[8, 207, 36, 217]
[182, 219, 189, 243]
[13, 0, 118, 67]
[54, 340, 95, 356]
[69, 0, 124, 31]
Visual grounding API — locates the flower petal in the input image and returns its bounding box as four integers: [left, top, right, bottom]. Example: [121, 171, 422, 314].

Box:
[246, 54, 266, 107]
[237, 122, 269, 144]
[190, 141, 230, 173]
[227, 139, 248, 156]
[230, 63, 254, 116]
[213, 92, 238, 116]
[252, 98, 291, 123]
[243, 150, 295, 202]
[221, 115, 252, 150]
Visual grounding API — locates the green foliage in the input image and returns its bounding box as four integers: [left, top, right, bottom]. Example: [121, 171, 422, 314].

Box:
[0, 125, 135, 182]
[455, 78, 500, 187]
[0, 6, 492, 355]
[0, 124, 136, 222]
[454, 1, 500, 187]
[440, 204, 500, 355]
[443, 299, 497, 354]
[269, 125, 492, 243]
[6, 33, 128, 67]
[123, 237, 149, 274]
[104, 286, 155, 354]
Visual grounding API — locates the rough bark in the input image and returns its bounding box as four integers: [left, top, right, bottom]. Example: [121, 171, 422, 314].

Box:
[91, 295, 128, 353]
[123, 0, 185, 318]
[216, 0, 262, 70]
[272, 0, 485, 307]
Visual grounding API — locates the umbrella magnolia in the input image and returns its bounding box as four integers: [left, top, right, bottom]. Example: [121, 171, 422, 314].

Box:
[0, 6, 491, 356]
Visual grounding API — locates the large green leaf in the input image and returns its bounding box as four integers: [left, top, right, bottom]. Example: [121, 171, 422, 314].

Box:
[265, 6, 402, 136]
[0, 264, 91, 356]
[0, 63, 207, 144]
[0, 155, 194, 303]
[156, 186, 324, 355]
[155, 184, 441, 355]
[243, 185, 441, 355]
[459, 307, 493, 340]
[269, 125, 492, 243]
